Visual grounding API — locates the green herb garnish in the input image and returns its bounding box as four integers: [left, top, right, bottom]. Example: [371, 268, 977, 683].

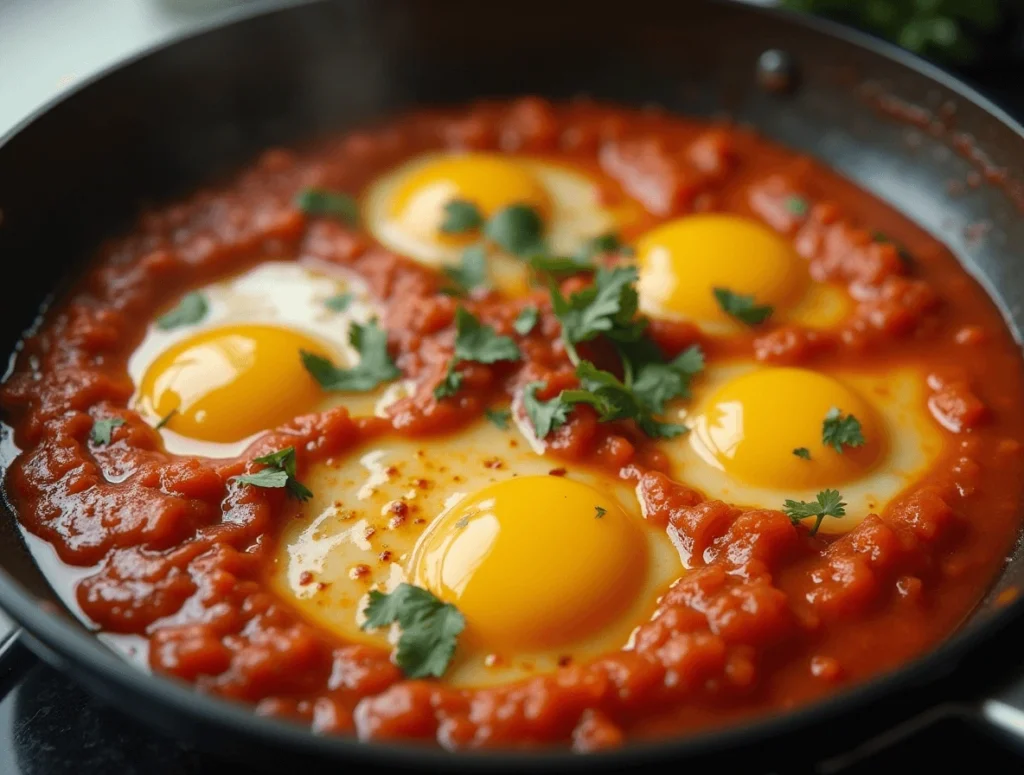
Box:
[784, 196, 809, 217]
[523, 382, 573, 439]
[484, 407, 512, 430]
[595, 506, 607, 519]
[301, 320, 400, 392]
[793, 447, 811, 460]
[89, 418, 125, 445]
[443, 245, 489, 295]
[783, 489, 847, 536]
[235, 446, 312, 501]
[440, 199, 484, 234]
[155, 409, 177, 430]
[434, 308, 521, 400]
[362, 583, 465, 679]
[324, 293, 354, 312]
[156, 292, 208, 331]
[822, 407, 865, 453]
[294, 188, 359, 225]
[713, 288, 774, 326]
[484, 204, 545, 256]
[513, 306, 539, 336]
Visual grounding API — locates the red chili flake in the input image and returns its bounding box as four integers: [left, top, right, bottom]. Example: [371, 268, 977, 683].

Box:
[316, 582, 330, 592]
[549, 468, 567, 477]
[364, 526, 377, 540]
[379, 550, 392, 563]
[483, 458, 504, 469]
[349, 564, 371, 580]
[298, 571, 315, 586]
[414, 478, 431, 489]
[385, 465, 399, 477]
[413, 518, 426, 525]
[390, 501, 409, 517]
[557, 655, 572, 667]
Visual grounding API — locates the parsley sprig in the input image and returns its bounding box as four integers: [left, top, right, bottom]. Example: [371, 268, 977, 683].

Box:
[362, 583, 465, 679]
[234, 447, 312, 501]
[434, 308, 521, 400]
[443, 245, 489, 295]
[89, 418, 125, 445]
[783, 489, 847, 536]
[713, 288, 774, 326]
[301, 320, 400, 392]
[156, 292, 208, 331]
[822, 407, 865, 453]
[295, 188, 359, 226]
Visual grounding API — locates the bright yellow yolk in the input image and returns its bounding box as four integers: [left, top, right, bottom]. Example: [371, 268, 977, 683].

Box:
[637, 214, 809, 324]
[138, 324, 332, 443]
[688, 368, 886, 489]
[387, 154, 552, 246]
[410, 476, 646, 651]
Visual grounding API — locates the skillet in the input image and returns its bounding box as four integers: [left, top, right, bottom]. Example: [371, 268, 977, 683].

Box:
[1, 0, 1024, 770]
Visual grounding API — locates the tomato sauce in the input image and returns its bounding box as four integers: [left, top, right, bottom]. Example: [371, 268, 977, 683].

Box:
[3, 98, 1024, 750]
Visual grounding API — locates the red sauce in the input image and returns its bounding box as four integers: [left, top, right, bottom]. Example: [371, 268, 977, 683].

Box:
[3, 98, 1024, 750]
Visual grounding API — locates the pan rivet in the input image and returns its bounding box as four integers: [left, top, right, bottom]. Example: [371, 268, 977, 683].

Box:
[757, 49, 798, 94]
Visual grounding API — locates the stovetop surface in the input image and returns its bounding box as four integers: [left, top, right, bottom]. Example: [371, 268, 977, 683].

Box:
[2, 2, 1024, 773]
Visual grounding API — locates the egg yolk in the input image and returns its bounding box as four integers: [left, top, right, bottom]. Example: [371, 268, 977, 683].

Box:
[387, 153, 552, 246]
[637, 214, 809, 324]
[688, 367, 886, 489]
[409, 476, 647, 650]
[137, 324, 333, 443]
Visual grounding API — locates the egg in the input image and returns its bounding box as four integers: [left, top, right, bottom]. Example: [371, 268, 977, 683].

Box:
[129, 261, 395, 457]
[364, 152, 624, 295]
[636, 214, 851, 333]
[659, 362, 944, 533]
[269, 418, 680, 686]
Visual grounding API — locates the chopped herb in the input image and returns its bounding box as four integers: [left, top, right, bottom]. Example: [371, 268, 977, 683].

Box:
[235, 446, 312, 501]
[594, 506, 607, 519]
[523, 381, 572, 439]
[155, 409, 177, 430]
[793, 447, 811, 460]
[630, 345, 705, 415]
[551, 266, 644, 363]
[578, 232, 628, 261]
[294, 188, 359, 225]
[433, 361, 464, 400]
[784, 195, 809, 217]
[484, 204, 545, 256]
[89, 418, 125, 445]
[527, 253, 594, 277]
[324, 293, 354, 312]
[712, 288, 774, 326]
[513, 306, 539, 336]
[434, 308, 520, 400]
[440, 199, 484, 234]
[484, 407, 512, 430]
[822, 407, 865, 453]
[443, 245, 489, 295]
[156, 292, 208, 331]
[362, 583, 465, 679]
[301, 320, 400, 392]
[783, 489, 847, 536]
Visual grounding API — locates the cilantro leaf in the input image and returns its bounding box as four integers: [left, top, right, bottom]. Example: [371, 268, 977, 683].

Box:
[784, 196, 809, 217]
[551, 266, 643, 359]
[301, 320, 400, 392]
[577, 232, 628, 261]
[631, 345, 705, 415]
[324, 293, 353, 312]
[484, 204, 545, 256]
[362, 583, 465, 679]
[484, 407, 511, 430]
[156, 292, 208, 331]
[294, 188, 359, 225]
[89, 418, 125, 445]
[594, 506, 606, 519]
[452, 307, 521, 364]
[713, 288, 774, 326]
[822, 407, 865, 453]
[440, 199, 483, 234]
[523, 381, 572, 439]
[793, 447, 811, 460]
[514, 306, 539, 336]
[442, 245, 489, 295]
[783, 489, 847, 536]
[235, 446, 312, 501]
[567, 361, 686, 439]
[527, 254, 594, 278]
[433, 361, 464, 400]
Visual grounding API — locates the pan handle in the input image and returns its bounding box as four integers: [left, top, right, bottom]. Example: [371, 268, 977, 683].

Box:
[977, 658, 1024, 753]
[0, 627, 38, 703]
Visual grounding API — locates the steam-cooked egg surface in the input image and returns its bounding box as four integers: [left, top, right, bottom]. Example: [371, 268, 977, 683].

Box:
[660, 362, 944, 534]
[129, 261, 394, 457]
[270, 419, 680, 687]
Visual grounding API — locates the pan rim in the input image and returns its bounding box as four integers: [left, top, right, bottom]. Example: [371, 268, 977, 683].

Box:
[1, 0, 1023, 767]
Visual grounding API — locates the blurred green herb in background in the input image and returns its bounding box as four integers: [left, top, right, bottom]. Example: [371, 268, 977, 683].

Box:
[780, 0, 1004, 62]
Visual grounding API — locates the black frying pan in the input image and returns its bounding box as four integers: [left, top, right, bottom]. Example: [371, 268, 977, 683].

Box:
[2, 0, 1024, 771]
